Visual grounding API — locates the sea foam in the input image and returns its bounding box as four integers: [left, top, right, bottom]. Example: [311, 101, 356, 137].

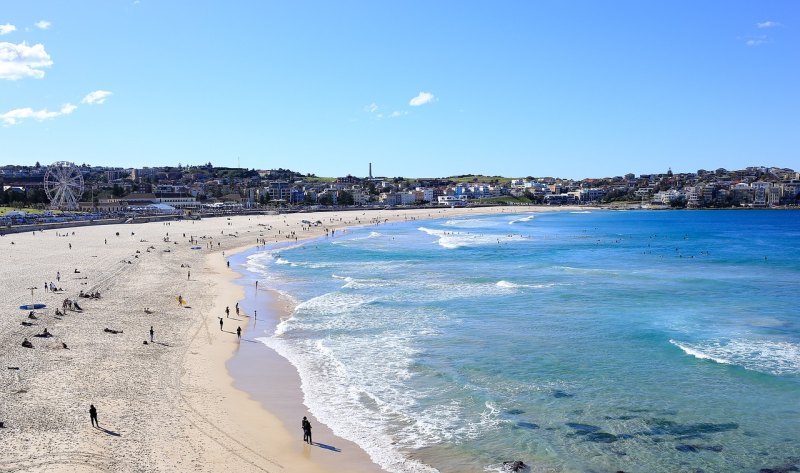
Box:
[417, 227, 528, 249]
[508, 215, 535, 224]
[670, 339, 800, 375]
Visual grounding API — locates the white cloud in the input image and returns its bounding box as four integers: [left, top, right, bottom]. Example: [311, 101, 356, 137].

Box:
[0, 41, 53, 80]
[35, 20, 51, 30]
[756, 21, 781, 28]
[0, 24, 16, 35]
[82, 90, 113, 105]
[389, 111, 407, 118]
[1, 103, 77, 126]
[363, 102, 379, 113]
[409, 91, 435, 107]
[745, 35, 769, 46]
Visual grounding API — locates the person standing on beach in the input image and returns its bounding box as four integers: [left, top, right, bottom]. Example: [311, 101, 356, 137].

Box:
[302, 416, 312, 444]
[150, 326, 154, 342]
[219, 318, 223, 331]
[187, 270, 191, 280]
[225, 306, 230, 318]
[235, 303, 239, 316]
[90, 404, 98, 427]
[236, 326, 241, 340]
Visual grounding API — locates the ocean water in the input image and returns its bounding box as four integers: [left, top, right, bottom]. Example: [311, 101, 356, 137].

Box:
[243, 210, 800, 473]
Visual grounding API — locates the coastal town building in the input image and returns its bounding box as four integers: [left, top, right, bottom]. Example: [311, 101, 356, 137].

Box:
[3, 163, 799, 214]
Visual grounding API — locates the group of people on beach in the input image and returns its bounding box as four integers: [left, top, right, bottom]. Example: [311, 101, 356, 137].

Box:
[24, 215, 349, 458]
[62, 298, 82, 312]
[44, 281, 63, 292]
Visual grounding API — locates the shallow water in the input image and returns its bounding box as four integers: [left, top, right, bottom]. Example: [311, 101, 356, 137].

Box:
[242, 210, 800, 473]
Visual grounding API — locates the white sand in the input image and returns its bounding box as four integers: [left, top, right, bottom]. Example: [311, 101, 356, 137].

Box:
[0, 206, 585, 472]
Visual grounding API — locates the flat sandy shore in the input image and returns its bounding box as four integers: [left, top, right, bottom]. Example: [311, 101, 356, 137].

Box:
[0, 206, 586, 472]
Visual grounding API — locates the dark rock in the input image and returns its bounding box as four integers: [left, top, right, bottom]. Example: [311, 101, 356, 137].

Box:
[502, 460, 527, 472]
[676, 444, 724, 453]
[566, 423, 600, 433]
[759, 466, 799, 473]
[517, 422, 539, 430]
[604, 415, 637, 420]
[645, 418, 738, 436]
[583, 432, 618, 443]
[553, 390, 574, 398]
[506, 409, 525, 415]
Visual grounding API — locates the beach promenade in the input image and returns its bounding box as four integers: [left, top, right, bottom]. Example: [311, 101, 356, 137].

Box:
[0, 206, 574, 472]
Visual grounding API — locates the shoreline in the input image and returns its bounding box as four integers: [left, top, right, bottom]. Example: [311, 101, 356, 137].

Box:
[0, 206, 586, 473]
[222, 207, 584, 472]
[227, 279, 384, 472]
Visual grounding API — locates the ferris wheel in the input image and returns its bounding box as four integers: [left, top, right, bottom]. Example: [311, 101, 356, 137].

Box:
[44, 161, 85, 210]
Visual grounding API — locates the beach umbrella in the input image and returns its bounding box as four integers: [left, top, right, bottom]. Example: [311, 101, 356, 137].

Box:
[19, 304, 46, 310]
[20, 287, 46, 310]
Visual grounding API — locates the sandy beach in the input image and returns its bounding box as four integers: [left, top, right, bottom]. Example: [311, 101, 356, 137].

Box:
[0, 206, 585, 472]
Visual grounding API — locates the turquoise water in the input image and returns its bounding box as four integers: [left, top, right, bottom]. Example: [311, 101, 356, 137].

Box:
[243, 210, 800, 472]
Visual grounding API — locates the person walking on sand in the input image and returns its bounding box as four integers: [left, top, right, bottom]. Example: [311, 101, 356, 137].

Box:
[235, 303, 239, 316]
[187, 270, 191, 280]
[302, 416, 313, 444]
[237, 326, 241, 340]
[225, 306, 230, 318]
[219, 318, 223, 331]
[150, 326, 154, 342]
[90, 404, 98, 427]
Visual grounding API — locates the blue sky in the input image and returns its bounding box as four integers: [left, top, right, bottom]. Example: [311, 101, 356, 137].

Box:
[1, 1, 797, 179]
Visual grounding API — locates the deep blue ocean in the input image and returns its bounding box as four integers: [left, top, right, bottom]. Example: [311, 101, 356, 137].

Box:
[244, 210, 800, 473]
